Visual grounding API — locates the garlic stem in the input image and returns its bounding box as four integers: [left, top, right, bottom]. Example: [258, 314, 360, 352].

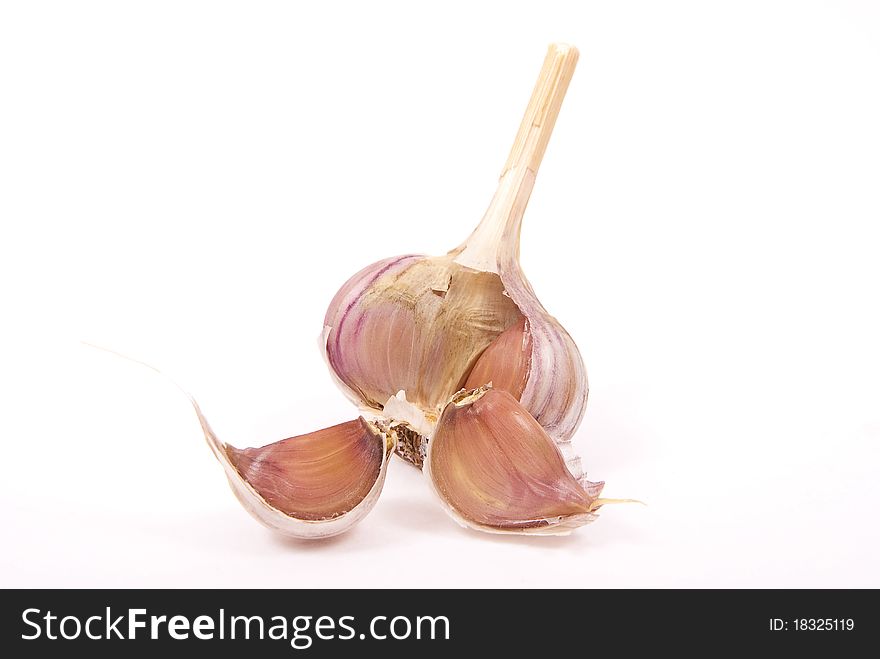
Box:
[453, 167, 535, 273]
[503, 43, 580, 177]
[453, 43, 579, 273]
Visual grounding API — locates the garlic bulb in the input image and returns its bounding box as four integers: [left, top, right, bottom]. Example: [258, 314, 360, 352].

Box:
[196, 43, 613, 538]
[323, 45, 587, 473]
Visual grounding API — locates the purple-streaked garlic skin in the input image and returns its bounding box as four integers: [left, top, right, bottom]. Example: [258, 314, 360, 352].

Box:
[424, 386, 603, 535]
[322, 254, 422, 410]
[496, 261, 589, 479]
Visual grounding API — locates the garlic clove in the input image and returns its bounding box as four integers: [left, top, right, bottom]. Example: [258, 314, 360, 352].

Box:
[196, 402, 395, 539]
[464, 316, 531, 398]
[424, 385, 604, 535]
[460, 307, 586, 480]
[226, 419, 389, 520]
[460, 299, 587, 479]
[82, 345, 397, 540]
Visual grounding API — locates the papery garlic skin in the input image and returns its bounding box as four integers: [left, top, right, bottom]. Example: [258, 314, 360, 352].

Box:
[321, 255, 420, 410]
[323, 254, 522, 414]
[424, 385, 602, 535]
[501, 269, 588, 478]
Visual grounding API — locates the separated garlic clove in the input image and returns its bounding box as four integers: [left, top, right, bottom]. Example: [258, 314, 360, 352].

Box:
[225, 419, 390, 521]
[195, 401, 395, 539]
[322, 45, 589, 479]
[424, 385, 604, 535]
[85, 346, 397, 540]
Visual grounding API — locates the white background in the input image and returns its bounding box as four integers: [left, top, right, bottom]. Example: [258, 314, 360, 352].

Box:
[2, 1, 879, 588]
